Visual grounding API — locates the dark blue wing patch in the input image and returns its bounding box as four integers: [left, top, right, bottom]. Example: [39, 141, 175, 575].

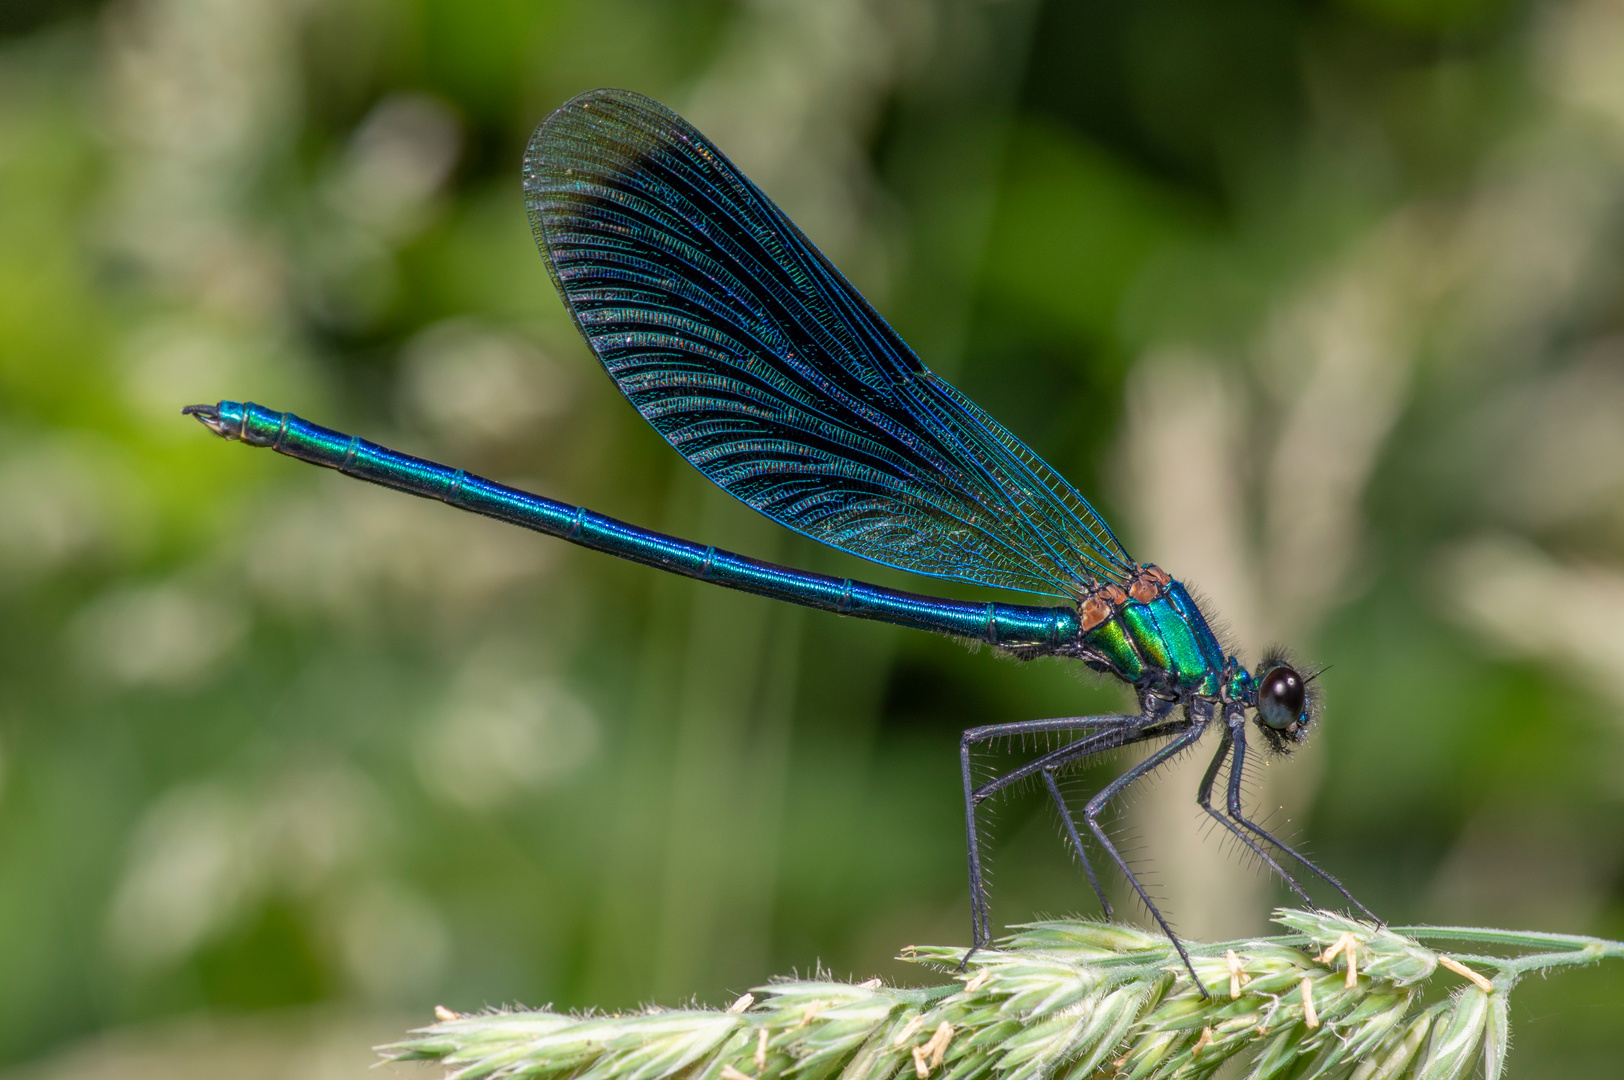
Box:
[524, 88, 1132, 598]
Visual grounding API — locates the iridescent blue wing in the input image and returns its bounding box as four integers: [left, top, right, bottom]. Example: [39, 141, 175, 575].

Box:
[523, 88, 1133, 598]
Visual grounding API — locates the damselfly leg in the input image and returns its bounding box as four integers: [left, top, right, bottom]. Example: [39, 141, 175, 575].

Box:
[961, 713, 1147, 953]
[958, 697, 1197, 958]
[1080, 724, 1210, 986]
[1042, 769, 1106, 914]
[1221, 707, 1379, 923]
[1195, 726, 1318, 906]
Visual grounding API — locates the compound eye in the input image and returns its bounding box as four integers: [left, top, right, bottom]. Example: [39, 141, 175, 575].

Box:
[1257, 666, 1305, 730]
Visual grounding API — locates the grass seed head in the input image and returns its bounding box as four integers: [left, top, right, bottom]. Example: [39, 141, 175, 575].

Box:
[383, 911, 1613, 1080]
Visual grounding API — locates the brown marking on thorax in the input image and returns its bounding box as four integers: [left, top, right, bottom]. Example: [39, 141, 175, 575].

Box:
[1078, 579, 1132, 631]
[1128, 564, 1171, 603]
[1079, 565, 1173, 631]
[1080, 595, 1111, 631]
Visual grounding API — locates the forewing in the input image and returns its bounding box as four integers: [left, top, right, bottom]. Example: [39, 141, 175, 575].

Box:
[524, 89, 1133, 597]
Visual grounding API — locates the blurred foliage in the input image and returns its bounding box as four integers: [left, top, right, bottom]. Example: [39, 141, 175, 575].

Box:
[1, 0, 1624, 1077]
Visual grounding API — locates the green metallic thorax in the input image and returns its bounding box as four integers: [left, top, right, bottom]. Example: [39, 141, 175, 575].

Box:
[1080, 574, 1230, 699]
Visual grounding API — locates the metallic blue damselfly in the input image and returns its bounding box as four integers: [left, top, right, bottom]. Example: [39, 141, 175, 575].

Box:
[185, 88, 1372, 986]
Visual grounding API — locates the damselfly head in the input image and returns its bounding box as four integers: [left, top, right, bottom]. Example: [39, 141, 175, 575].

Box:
[1252, 651, 1318, 754]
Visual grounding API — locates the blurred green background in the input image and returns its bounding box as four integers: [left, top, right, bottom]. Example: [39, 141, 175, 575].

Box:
[3, 0, 1624, 1076]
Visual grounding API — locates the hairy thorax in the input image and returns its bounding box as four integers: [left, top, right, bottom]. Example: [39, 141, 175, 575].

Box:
[1076, 565, 1234, 699]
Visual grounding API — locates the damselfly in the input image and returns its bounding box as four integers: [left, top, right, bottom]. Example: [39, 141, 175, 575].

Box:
[184, 88, 1372, 985]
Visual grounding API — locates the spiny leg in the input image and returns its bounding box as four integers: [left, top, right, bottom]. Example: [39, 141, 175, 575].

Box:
[1017, 714, 1193, 915]
[960, 713, 1144, 956]
[1043, 769, 1110, 915]
[968, 718, 1161, 801]
[1194, 727, 1315, 906]
[1081, 723, 1212, 992]
[992, 725, 1173, 918]
[973, 727, 1142, 927]
[1225, 716, 1379, 923]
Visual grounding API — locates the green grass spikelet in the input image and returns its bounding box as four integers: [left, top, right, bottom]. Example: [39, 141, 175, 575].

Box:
[385, 910, 1623, 1080]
